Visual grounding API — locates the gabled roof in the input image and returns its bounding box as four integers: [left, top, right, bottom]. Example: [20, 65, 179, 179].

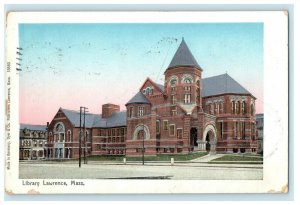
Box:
[167, 38, 202, 70]
[139, 77, 165, 93]
[202, 73, 253, 97]
[20, 124, 47, 131]
[61, 108, 100, 128]
[125, 91, 151, 106]
[60, 108, 126, 128]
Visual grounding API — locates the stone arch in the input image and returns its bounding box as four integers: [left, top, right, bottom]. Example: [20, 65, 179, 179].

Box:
[202, 124, 217, 154]
[133, 124, 150, 140]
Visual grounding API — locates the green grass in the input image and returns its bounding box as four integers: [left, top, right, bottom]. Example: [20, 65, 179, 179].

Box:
[212, 155, 263, 162]
[87, 152, 208, 162]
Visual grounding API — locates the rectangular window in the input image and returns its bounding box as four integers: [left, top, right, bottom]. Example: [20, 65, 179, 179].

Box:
[170, 124, 175, 136]
[156, 120, 160, 133]
[171, 95, 176, 105]
[234, 122, 238, 139]
[116, 128, 120, 136]
[177, 129, 183, 139]
[112, 129, 115, 136]
[163, 120, 168, 130]
[129, 107, 134, 118]
[184, 94, 191, 104]
[172, 110, 177, 116]
[138, 106, 144, 117]
[241, 121, 245, 140]
[184, 86, 191, 91]
[219, 122, 223, 139]
[108, 129, 111, 136]
[121, 128, 125, 135]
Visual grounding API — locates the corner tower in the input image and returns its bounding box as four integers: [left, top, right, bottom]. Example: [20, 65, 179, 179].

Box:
[164, 38, 203, 113]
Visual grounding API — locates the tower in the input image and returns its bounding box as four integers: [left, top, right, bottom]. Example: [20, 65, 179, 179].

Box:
[164, 38, 203, 113]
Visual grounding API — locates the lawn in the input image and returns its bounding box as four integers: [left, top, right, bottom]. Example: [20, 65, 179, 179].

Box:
[87, 152, 208, 162]
[211, 154, 263, 162]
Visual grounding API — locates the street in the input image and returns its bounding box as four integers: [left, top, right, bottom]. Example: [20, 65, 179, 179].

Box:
[19, 161, 263, 180]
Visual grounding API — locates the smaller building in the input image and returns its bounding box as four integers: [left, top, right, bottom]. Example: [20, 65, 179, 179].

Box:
[19, 124, 47, 160]
[256, 114, 264, 154]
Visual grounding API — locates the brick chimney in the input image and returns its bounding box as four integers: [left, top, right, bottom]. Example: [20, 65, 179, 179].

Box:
[102, 103, 120, 118]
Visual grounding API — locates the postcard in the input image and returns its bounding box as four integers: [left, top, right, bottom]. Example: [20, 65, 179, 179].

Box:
[5, 11, 288, 194]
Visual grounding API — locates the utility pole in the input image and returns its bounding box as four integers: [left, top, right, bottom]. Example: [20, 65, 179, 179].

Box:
[79, 107, 82, 168]
[83, 107, 88, 164]
[142, 120, 145, 165]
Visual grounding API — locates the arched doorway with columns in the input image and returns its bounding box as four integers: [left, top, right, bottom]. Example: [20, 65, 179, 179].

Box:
[201, 124, 217, 154]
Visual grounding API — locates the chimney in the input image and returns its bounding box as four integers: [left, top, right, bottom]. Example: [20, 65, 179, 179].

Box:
[102, 103, 120, 118]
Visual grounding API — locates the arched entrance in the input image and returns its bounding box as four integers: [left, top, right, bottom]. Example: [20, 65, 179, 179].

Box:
[205, 130, 214, 152]
[190, 128, 198, 151]
[203, 124, 217, 154]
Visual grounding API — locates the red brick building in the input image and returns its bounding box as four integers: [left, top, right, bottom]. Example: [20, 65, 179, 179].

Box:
[45, 38, 257, 159]
[125, 38, 257, 156]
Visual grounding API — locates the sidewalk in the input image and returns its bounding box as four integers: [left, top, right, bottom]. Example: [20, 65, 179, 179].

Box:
[190, 154, 224, 162]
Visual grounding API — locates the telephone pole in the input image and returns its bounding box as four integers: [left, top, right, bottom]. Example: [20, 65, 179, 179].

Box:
[83, 107, 88, 164]
[79, 107, 82, 168]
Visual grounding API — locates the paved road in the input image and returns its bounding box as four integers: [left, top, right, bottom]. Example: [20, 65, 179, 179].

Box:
[19, 162, 263, 180]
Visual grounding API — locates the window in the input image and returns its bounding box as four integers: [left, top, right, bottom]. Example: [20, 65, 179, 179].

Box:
[156, 120, 160, 133]
[219, 122, 223, 139]
[241, 121, 245, 140]
[184, 78, 192, 84]
[171, 95, 176, 105]
[108, 129, 111, 136]
[242, 101, 246, 114]
[129, 107, 134, 118]
[67, 130, 72, 142]
[184, 94, 191, 104]
[169, 124, 175, 136]
[231, 101, 235, 114]
[163, 120, 168, 130]
[121, 128, 125, 136]
[237, 101, 240, 114]
[251, 122, 255, 140]
[177, 129, 183, 139]
[184, 86, 191, 91]
[145, 87, 153, 95]
[112, 129, 115, 136]
[251, 104, 255, 116]
[170, 78, 177, 86]
[171, 87, 176, 92]
[137, 130, 145, 140]
[210, 104, 214, 114]
[138, 106, 144, 117]
[116, 128, 120, 136]
[234, 122, 238, 139]
[172, 110, 177, 116]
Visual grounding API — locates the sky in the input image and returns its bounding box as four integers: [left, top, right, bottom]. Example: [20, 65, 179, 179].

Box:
[19, 23, 263, 125]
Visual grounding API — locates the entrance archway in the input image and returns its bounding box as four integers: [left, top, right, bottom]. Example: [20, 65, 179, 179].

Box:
[203, 124, 217, 154]
[190, 127, 198, 147]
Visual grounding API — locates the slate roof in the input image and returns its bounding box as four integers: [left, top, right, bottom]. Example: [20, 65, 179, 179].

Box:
[60, 108, 126, 128]
[156, 83, 165, 92]
[20, 124, 47, 131]
[167, 38, 201, 70]
[125, 91, 151, 105]
[202, 73, 252, 97]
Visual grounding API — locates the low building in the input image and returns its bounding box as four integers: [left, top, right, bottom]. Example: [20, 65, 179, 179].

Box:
[256, 113, 264, 154]
[19, 124, 47, 160]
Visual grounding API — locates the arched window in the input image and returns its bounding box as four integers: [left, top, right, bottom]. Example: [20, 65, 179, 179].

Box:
[145, 87, 153, 95]
[184, 78, 192, 84]
[170, 78, 177, 86]
[137, 130, 145, 140]
[231, 101, 235, 114]
[237, 101, 240, 114]
[243, 102, 247, 114]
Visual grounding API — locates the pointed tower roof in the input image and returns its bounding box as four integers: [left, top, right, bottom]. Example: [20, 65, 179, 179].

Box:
[167, 38, 202, 70]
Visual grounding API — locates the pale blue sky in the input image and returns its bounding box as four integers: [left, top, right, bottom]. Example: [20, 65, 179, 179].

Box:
[19, 23, 263, 124]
